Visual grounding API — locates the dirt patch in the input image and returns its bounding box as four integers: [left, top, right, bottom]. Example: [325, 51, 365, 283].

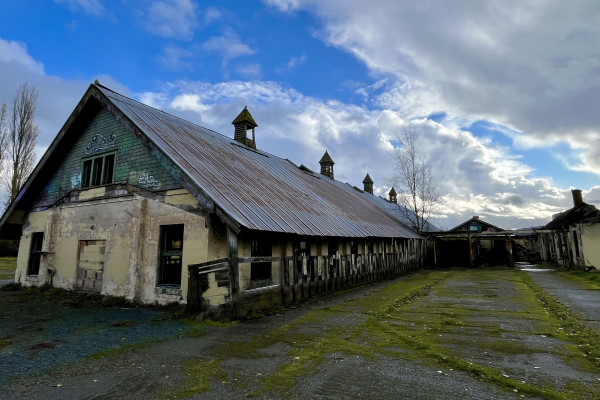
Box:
[27, 339, 67, 356]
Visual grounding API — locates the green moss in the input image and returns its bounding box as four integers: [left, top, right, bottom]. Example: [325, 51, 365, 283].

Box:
[0, 337, 11, 351]
[518, 271, 600, 370]
[556, 271, 600, 290]
[170, 359, 227, 398]
[86, 339, 162, 360]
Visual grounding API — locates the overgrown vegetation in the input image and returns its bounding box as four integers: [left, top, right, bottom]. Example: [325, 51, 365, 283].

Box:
[0, 256, 17, 279]
[166, 270, 599, 400]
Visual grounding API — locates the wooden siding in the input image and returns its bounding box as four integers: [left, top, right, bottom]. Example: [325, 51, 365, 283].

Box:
[33, 108, 182, 208]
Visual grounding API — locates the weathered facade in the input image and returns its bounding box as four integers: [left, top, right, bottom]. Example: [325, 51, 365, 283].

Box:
[0, 82, 426, 314]
[538, 190, 599, 270]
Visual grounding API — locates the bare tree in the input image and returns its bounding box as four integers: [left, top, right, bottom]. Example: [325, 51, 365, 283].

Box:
[5, 83, 39, 203]
[391, 123, 444, 234]
[0, 103, 8, 174]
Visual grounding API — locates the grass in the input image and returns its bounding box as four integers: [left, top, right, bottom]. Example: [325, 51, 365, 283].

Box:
[0, 257, 17, 279]
[9, 283, 191, 320]
[556, 271, 600, 290]
[165, 269, 600, 400]
[518, 271, 600, 369]
[86, 339, 163, 360]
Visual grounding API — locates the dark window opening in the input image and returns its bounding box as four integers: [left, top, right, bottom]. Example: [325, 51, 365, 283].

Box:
[328, 240, 338, 256]
[298, 240, 310, 256]
[368, 241, 374, 254]
[350, 241, 358, 255]
[27, 232, 44, 275]
[251, 239, 272, 285]
[158, 225, 184, 286]
[573, 232, 580, 258]
[81, 153, 115, 189]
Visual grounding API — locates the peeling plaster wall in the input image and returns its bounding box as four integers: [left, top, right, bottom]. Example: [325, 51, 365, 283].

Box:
[17, 191, 209, 305]
[581, 224, 600, 270]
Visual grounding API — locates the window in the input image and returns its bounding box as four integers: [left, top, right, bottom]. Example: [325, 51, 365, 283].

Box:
[299, 241, 310, 256]
[328, 240, 338, 256]
[251, 239, 272, 285]
[350, 241, 358, 255]
[27, 232, 44, 275]
[81, 153, 115, 188]
[158, 225, 184, 286]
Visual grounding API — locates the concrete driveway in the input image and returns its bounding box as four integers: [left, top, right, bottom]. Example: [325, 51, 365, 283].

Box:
[1, 268, 599, 400]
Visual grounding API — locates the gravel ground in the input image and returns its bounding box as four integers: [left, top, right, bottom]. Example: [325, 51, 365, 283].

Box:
[1, 268, 599, 400]
[0, 288, 190, 386]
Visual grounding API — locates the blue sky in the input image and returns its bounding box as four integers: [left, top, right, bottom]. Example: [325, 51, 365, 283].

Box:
[0, 0, 598, 229]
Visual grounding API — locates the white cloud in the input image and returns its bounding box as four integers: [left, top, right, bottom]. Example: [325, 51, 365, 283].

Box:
[203, 7, 222, 25]
[54, 0, 105, 16]
[263, 0, 600, 177]
[142, 0, 198, 39]
[157, 45, 195, 70]
[202, 33, 254, 64]
[0, 39, 44, 75]
[138, 79, 599, 230]
[237, 63, 262, 78]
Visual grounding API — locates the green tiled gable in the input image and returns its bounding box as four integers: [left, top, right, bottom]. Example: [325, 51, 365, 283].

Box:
[33, 108, 182, 208]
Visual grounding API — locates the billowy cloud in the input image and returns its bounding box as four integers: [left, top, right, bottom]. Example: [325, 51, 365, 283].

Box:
[139, 79, 599, 229]
[141, 0, 198, 39]
[202, 33, 254, 64]
[262, 0, 600, 177]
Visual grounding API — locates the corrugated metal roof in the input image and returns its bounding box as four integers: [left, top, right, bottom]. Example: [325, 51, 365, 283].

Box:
[97, 85, 421, 239]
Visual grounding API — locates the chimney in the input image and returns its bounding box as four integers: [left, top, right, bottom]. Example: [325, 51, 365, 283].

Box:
[232, 106, 258, 149]
[319, 151, 335, 179]
[572, 189, 583, 207]
[473, 216, 479, 220]
[389, 187, 397, 204]
[363, 173, 373, 194]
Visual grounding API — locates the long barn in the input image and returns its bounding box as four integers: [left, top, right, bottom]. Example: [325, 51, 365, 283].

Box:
[0, 82, 426, 315]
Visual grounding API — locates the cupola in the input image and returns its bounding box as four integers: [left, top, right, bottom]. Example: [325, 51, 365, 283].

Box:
[389, 187, 397, 203]
[319, 150, 335, 179]
[232, 106, 258, 149]
[363, 173, 374, 194]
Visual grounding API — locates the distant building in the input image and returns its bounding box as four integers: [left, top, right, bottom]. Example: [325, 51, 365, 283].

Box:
[0, 82, 427, 315]
[538, 190, 599, 270]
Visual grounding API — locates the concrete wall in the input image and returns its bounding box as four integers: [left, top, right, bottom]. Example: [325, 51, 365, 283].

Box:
[581, 223, 600, 270]
[16, 189, 209, 305]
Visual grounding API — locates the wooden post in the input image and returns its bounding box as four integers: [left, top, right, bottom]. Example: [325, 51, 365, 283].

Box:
[507, 235, 513, 267]
[433, 240, 437, 267]
[468, 233, 473, 267]
[187, 264, 200, 312]
[227, 226, 239, 304]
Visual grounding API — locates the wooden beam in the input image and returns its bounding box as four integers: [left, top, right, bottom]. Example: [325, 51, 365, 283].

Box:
[227, 225, 239, 301]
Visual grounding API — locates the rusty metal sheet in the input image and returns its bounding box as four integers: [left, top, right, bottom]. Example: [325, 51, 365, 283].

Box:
[98, 86, 422, 239]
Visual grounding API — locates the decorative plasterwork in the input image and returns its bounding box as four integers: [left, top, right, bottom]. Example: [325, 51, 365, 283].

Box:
[85, 133, 116, 155]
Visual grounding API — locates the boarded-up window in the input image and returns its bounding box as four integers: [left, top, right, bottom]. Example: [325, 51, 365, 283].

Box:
[27, 232, 44, 275]
[158, 225, 184, 286]
[76, 240, 106, 292]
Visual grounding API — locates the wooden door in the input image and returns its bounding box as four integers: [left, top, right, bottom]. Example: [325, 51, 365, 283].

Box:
[76, 240, 106, 292]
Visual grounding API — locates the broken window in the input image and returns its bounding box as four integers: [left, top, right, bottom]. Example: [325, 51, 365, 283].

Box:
[251, 239, 272, 285]
[158, 225, 184, 286]
[27, 232, 44, 275]
[572, 231, 580, 258]
[328, 240, 338, 256]
[81, 153, 115, 188]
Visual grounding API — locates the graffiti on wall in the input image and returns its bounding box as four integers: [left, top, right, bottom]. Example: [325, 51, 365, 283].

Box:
[71, 173, 81, 189]
[139, 172, 160, 190]
[155, 149, 181, 180]
[85, 133, 116, 155]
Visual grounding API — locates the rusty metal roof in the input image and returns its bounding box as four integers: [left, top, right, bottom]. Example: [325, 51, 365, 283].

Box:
[97, 85, 421, 239]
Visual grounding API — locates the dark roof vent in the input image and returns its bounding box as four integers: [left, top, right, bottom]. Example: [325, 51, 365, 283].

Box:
[232, 106, 258, 149]
[389, 187, 397, 204]
[572, 189, 583, 207]
[363, 173, 373, 194]
[319, 150, 335, 179]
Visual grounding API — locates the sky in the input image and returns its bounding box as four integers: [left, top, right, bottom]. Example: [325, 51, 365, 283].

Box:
[0, 0, 598, 230]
